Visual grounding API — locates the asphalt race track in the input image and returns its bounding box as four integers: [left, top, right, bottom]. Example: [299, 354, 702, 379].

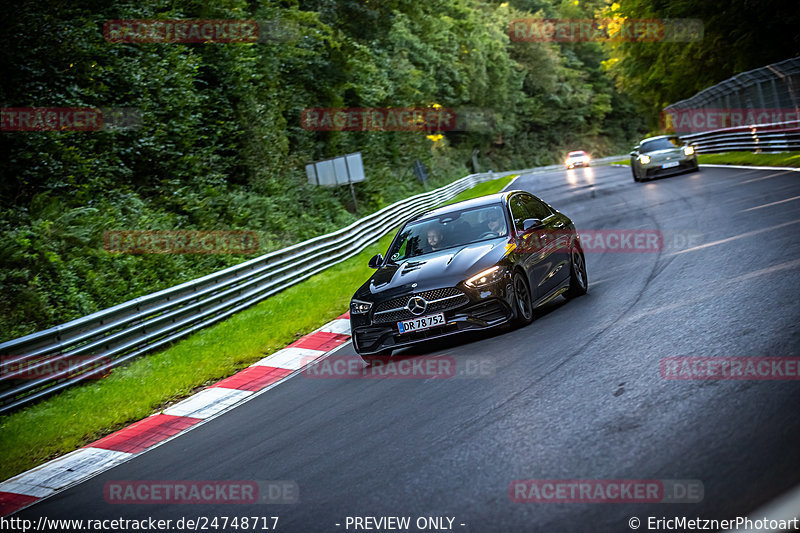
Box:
[16, 164, 800, 532]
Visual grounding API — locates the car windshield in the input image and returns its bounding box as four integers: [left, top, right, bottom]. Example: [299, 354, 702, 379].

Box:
[568, 151, 586, 157]
[640, 137, 681, 153]
[386, 204, 508, 262]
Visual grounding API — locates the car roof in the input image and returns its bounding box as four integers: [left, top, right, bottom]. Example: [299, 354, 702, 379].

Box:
[568, 150, 586, 155]
[411, 191, 513, 222]
[639, 134, 679, 143]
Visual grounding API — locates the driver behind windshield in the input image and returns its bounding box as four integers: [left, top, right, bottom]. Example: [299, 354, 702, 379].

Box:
[481, 207, 507, 237]
[427, 226, 445, 251]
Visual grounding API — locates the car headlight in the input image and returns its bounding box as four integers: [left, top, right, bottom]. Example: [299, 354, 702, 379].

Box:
[465, 266, 505, 288]
[684, 146, 695, 156]
[350, 299, 373, 315]
[638, 154, 651, 164]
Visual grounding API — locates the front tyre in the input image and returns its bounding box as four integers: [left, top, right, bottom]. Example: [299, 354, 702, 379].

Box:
[565, 247, 588, 299]
[512, 271, 534, 326]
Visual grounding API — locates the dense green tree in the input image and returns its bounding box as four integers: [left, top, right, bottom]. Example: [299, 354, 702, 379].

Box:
[602, 0, 800, 121]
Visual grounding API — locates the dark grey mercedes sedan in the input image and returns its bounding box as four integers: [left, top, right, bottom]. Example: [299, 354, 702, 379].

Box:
[349, 190, 587, 361]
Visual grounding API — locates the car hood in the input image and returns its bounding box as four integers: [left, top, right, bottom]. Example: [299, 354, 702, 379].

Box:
[360, 238, 508, 298]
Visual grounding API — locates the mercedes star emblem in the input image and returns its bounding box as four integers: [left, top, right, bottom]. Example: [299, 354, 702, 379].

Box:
[407, 296, 428, 315]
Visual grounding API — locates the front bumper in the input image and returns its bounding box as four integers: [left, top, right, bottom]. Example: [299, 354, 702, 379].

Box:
[642, 156, 697, 178]
[566, 161, 589, 169]
[350, 283, 515, 355]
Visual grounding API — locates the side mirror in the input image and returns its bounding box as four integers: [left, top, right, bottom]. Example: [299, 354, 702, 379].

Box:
[522, 218, 544, 231]
[368, 253, 384, 269]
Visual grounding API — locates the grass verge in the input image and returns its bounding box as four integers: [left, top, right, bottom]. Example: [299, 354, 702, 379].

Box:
[696, 151, 800, 167]
[615, 151, 800, 167]
[0, 174, 515, 482]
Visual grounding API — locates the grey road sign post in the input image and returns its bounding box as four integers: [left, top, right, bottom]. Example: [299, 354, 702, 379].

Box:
[413, 159, 428, 190]
[306, 152, 365, 212]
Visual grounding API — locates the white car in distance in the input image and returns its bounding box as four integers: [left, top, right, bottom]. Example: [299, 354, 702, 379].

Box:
[564, 150, 590, 169]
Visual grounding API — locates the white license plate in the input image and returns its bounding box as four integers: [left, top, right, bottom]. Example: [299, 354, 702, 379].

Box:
[661, 161, 680, 169]
[398, 313, 446, 333]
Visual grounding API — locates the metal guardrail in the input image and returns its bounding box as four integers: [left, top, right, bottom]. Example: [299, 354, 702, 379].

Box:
[679, 119, 800, 153]
[0, 155, 628, 414]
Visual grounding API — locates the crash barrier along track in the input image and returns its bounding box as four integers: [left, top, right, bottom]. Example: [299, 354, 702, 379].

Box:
[679, 119, 800, 154]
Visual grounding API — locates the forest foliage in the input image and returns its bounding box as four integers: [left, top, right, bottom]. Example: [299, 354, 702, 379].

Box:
[13, 0, 790, 340]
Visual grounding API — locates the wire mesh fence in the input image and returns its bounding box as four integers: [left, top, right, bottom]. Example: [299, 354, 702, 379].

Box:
[664, 57, 800, 134]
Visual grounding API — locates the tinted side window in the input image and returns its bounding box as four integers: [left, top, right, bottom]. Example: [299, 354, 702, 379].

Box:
[522, 195, 552, 220]
[509, 196, 529, 230]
